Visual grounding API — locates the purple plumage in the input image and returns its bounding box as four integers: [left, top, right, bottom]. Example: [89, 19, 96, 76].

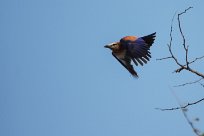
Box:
[120, 32, 156, 66]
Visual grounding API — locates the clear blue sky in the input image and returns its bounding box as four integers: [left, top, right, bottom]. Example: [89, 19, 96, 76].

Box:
[1, 0, 204, 136]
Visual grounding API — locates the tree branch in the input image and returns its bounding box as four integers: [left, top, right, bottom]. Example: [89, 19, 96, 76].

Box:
[159, 6, 204, 79]
[156, 90, 203, 136]
[156, 56, 172, 61]
[189, 56, 204, 64]
[174, 78, 203, 87]
[177, 7, 193, 68]
[155, 97, 204, 111]
[157, 6, 204, 136]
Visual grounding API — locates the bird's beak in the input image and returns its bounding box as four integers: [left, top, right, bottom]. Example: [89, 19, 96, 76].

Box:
[104, 45, 110, 48]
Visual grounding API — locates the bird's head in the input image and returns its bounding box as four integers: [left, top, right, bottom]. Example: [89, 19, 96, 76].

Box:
[104, 42, 120, 51]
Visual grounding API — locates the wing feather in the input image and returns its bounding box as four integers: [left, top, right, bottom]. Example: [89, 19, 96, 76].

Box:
[132, 58, 138, 66]
[135, 58, 143, 66]
[120, 33, 156, 66]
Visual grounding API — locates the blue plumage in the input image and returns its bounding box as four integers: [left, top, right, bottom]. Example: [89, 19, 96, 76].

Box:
[105, 32, 156, 77]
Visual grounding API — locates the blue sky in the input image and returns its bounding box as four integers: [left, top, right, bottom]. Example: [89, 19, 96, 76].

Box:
[1, 0, 204, 136]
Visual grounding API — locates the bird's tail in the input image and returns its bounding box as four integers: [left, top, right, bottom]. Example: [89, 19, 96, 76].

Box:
[128, 66, 138, 78]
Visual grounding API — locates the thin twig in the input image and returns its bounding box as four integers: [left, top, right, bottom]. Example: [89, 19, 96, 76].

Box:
[156, 56, 172, 61]
[172, 89, 201, 136]
[174, 78, 203, 87]
[189, 56, 204, 64]
[167, 11, 183, 68]
[177, 7, 193, 68]
[199, 82, 204, 88]
[181, 108, 201, 136]
[155, 97, 204, 111]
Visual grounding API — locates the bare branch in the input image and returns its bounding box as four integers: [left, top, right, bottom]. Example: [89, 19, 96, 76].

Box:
[181, 107, 201, 136]
[167, 11, 184, 68]
[157, 6, 204, 136]
[174, 67, 185, 73]
[199, 82, 204, 88]
[174, 56, 204, 73]
[156, 56, 172, 61]
[174, 78, 203, 87]
[160, 7, 204, 78]
[189, 56, 204, 64]
[155, 97, 204, 111]
[177, 7, 193, 68]
[156, 89, 202, 136]
[187, 67, 204, 78]
[174, 66, 204, 78]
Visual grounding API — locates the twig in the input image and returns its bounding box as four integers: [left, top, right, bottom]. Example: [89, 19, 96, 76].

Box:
[160, 6, 204, 78]
[181, 107, 201, 136]
[167, 11, 183, 68]
[155, 97, 204, 111]
[156, 88, 202, 135]
[189, 56, 204, 64]
[156, 56, 172, 61]
[177, 7, 193, 68]
[174, 78, 203, 87]
[172, 89, 201, 136]
[174, 56, 204, 73]
[199, 82, 204, 88]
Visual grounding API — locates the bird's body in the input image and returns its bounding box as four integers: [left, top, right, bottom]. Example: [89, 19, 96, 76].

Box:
[104, 32, 156, 77]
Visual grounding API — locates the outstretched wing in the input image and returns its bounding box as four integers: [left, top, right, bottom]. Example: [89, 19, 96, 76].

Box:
[120, 32, 156, 66]
[141, 32, 156, 46]
[112, 51, 138, 77]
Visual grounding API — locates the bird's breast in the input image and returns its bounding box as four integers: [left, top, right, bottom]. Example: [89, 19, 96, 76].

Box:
[113, 50, 126, 59]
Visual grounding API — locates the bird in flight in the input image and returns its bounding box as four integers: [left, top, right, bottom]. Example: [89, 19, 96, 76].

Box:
[104, 32, 156, 77]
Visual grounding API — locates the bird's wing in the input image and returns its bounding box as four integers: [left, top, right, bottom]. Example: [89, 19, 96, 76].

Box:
[141, 32, 156, 47]
[120, 32, 156, 66]
[112, 51, 138, 77]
